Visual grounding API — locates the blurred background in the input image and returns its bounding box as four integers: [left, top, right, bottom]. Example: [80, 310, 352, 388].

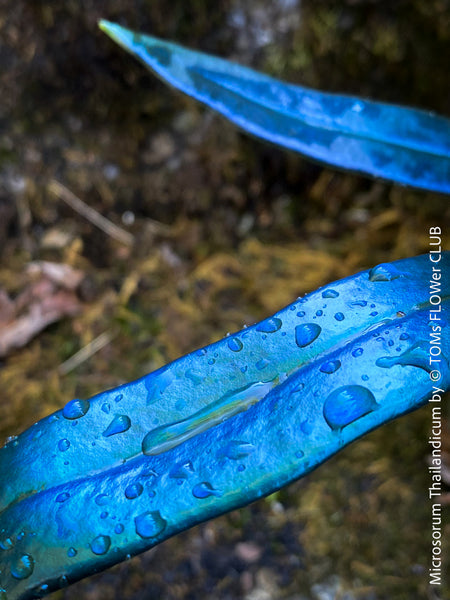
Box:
[1, 1, 449, 598]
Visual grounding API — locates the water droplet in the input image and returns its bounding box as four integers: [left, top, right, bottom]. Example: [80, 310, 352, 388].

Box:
[0, 538, 13, 550]
[56, 492, 70, 503]
[102, 415, 131, 437]
[185, 369, 204, 386]
[11, 554, 34, 580]
[295, 323, 321, 347]
[67, 547, 77, 557]
[114, 523, 124, 534]
[320, 360, 341, 374]
[169, 461, 195, 479]
[301, 420, 314, 435]
[217, 440, 255, 460]
[370, 311, 378, 317]
[237, 464, 245, 472]
[369, 263, 404, 282]
[192, 482, 223, 499]
[95, 494, 109, 506]
[33, 584, 49, 597]
[100, 511, 108, 519]
[322, 289, 339, 299]
[362, 374, 369, 381]
[350, 300, 367, 307]
[59, 575, 68, 588]
[256, 317, 282, 334]
[399, 332, 410, 340]
[255, 358, 269, 370]
[352, 347, 363, 357]
[315, 310, 323, 317]
[297, 310, 305, 317]
[90, 535, 111, 555]
[208, 358, 215, 365]
[334, 312, 345, 322]
[58, 438, 70, 452]
[125, 483, 143, 499]
[227, 337, 243, 352]
[376, 342, 443, 378]
[114, 394, 123, 403]
[102, 403, 111, 414]
[135, 511, 166, 539]
[323, 385, 378, 430]
[62, 398, 89, 420]
[295, 450, 305, 459]
[143, 381, 274, 455]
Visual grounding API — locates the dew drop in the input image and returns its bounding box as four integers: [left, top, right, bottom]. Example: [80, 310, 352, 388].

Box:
[114, 394, 123, 403]
[255, 358, 269, 370]
[102, 403, 111, 414]
[301, 420, 314, 435]
[376, 342, 440, 377]
[399, 332, 410, 340]
[256, 317, 282, 334]
[11, 554, 34, 580]
[334, 312, 345, 322]
[227, 337, 243, 352]
[62, 398, 89, 420]
[370, 311, 378, 317]
[67, 547, 77, 557]
[135, 511, 166, 539]
[58, 438, 70, 452]
[295, 450, 305, 459]
[125, 483, 143, 499]
[350, 300, 367, 307]
[114, 523, 124, 535]
[95, 494, 109, 506]
[237, 464, 245, 472]
[323, 385, 378, 430]
[352, 347, 363, 357]
[369, 263, 404, 282]
[296, 310, 305, 317]
[322, 289, 339, 299]
[0, 538, 13, 550]
[217, 440, 255, 460]
[192, 482, 223, 499]
[56, 492, 70, 503]
[208, 358, 215, 365]
[295, 323, 321, 348]
[320, 360, 341, 374]
[102, 415, 131, 437]
[100, 511, 108, 519]
[316, 310, 323, 317]
[90, 535, 111, 555]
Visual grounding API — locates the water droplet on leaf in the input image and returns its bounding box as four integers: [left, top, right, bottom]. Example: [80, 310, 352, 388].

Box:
[256, 317, 282, 333]
[125, 483, 143, 499]
[62, 399, 89, 420]
[135, 511, 166, 539]
[322, 289, 339, 299]
[102, 415, 131, 437]
[295, 323, 321, 347]
[58, 438, 70, 452]
[227, 337, 243, 352]
[11, 554, 34, 580]
[90, 535, 111, 555]
[320, 360, 341, 374]
[192, 482, 223, 499]
[323, 385, 378, 430]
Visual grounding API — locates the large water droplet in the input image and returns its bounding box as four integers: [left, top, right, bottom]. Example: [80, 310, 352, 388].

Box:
[125, 483, 143, 499]
[334, 312, 345, 322]
[62, 398, 89, 420]
[0, 538, 13, 550]
[319, 360, 341, 374]
[295, 323, 321, 347]
[193, 482, 223, 499]
[256, 317, 282, 334]
[102, 415, 131, 437]
[11, 554, 34, 580]
[90, 535, 111, 555]
[369, 263, 405, 282]
[227, 337, 243, 352]
[323, 385, 378, 430]
[217, 440, 255, 460]
[58, 438, 70, 452]
[322, 289, 339, 299]
[135, 511, 166, 539]
[376, 342, 442, 377]
[142, 380, 274, 456]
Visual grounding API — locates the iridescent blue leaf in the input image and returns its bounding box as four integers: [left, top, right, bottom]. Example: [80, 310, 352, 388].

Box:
[98, 20, 450, 194]
[1, 253, 449, 598]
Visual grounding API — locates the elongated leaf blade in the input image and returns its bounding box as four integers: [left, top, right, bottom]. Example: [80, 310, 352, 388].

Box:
[1, 253, 449, 598]
[98, 20, 450, 194]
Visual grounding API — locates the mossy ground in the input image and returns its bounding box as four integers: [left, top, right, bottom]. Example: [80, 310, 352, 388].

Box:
[1, 1, 449, 599]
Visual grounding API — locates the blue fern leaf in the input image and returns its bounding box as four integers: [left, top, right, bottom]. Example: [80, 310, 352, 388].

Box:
[1, 253, 449, 598]
[98, 20, 450, 194]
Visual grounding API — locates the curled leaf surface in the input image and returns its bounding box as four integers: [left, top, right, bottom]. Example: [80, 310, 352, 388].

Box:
[1, 253, 449, 598]
[99, 20, 450, 194]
